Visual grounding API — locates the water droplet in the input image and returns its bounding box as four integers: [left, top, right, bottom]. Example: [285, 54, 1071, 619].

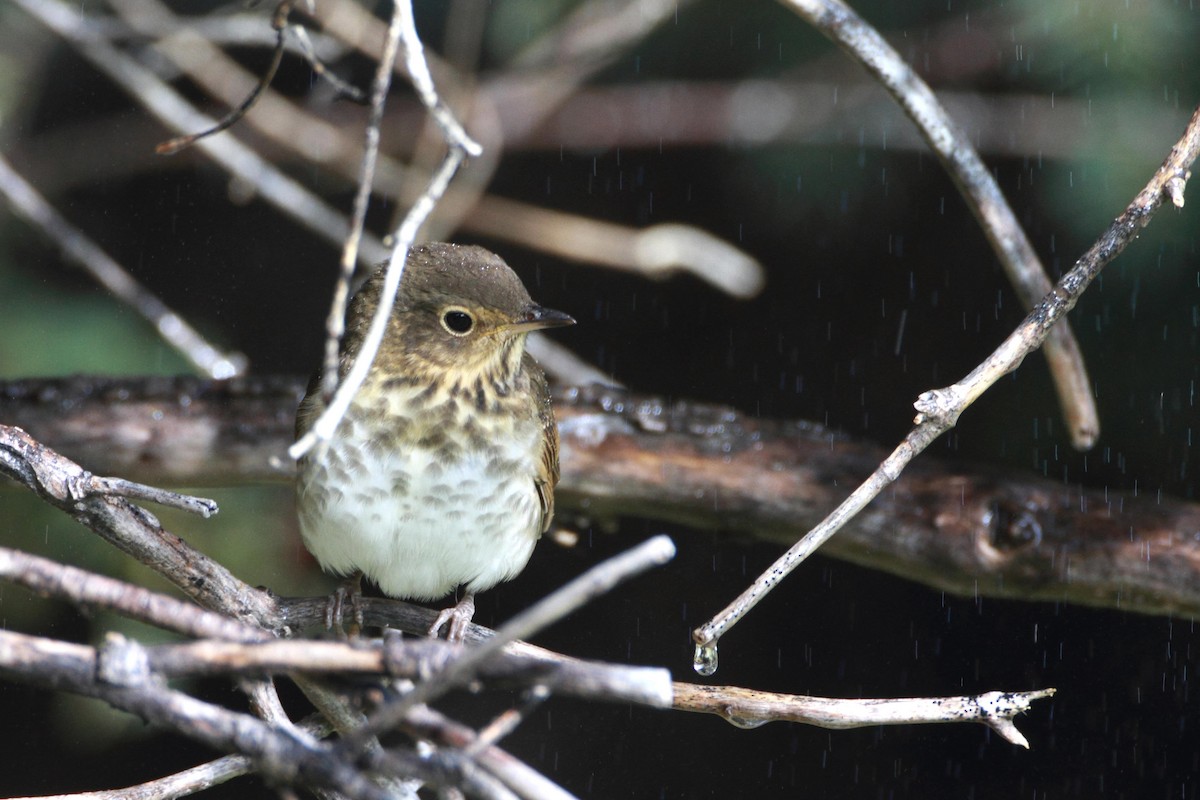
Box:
[723, 713, 768, 730]
[693, 643, 718, 676]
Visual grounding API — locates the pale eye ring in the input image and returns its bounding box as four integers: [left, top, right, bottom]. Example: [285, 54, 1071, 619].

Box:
[440, 307, 475, 336]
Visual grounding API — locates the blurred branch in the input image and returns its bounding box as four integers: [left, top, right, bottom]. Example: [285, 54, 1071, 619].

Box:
[12, 83, 1187, 193]
[11, 0, 390, 263]
[0, 153, 247, 380]
[102, 0, 763, 297]
[493, 81, 1190, 162]
[18, 0, 723, 391]
[780, 0, 1099, 451]
[693, 99, 1200, 664]
[7, 376, 1200, 621]
[7, 755, 254, 800]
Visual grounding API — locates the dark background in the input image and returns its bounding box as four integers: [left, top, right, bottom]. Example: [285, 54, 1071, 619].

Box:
[1, 0, 1198, 797]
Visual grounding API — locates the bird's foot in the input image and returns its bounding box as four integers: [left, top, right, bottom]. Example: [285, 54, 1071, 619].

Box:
[428, 592, 476, 643]
[325, 573, 364, 637]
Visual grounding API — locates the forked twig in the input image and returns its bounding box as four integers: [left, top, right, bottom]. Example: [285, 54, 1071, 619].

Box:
[692, 101, 1200, 670]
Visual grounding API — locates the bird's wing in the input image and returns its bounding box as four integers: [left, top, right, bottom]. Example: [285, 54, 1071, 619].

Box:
[528, 356, 559, 535]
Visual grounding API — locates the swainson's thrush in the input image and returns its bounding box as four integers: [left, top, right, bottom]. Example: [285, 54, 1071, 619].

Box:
[295, 243, 574, 640]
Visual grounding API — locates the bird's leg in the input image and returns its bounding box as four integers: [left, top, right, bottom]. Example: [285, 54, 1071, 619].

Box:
[429, 591, 476, 643]
[325, 572, 364, 636]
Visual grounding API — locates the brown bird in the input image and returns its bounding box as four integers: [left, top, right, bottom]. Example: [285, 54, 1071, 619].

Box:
[295, 243, 574, 640]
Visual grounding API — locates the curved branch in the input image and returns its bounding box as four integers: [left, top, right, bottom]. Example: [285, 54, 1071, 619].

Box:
[780, 0, 1098, 449]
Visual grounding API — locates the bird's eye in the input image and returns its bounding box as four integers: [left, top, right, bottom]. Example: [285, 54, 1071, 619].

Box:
[441, 308, 475, 335]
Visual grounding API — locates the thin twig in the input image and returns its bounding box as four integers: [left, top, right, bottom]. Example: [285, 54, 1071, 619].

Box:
[153, 0, 295, 154]
[393, 1, 481, 158]
[339, 534, 676, 752]
[12, 0, 389, 264]
[7, 714, 336, 800]
[691, 101, 1200, 669]
[401, 705, 579, 800]
[0, 153, 247, 380]
[318, 0, 405, 402]
[289, 0, 478, 460]
[672, 683, 1056, 749]
[287, 675, 423, 800]
[106, 0, 762, 304]
[286, 25, 365, 102]
[81, 475, 218, 517]
[779, 0, 1099, 450]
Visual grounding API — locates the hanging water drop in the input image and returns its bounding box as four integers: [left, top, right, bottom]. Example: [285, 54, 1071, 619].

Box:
[693, 642, 719, 675]
[723, 712, 768, 730]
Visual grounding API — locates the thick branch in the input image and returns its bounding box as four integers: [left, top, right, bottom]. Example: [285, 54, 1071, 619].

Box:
[4, 377, 1200, 618]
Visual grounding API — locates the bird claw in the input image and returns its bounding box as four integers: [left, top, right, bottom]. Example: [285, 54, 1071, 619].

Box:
[324, 574, 364, 637]
[428, 593, 476, 643]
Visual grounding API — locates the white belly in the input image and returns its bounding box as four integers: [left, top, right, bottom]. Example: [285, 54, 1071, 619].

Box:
[296, 413, 542, 600]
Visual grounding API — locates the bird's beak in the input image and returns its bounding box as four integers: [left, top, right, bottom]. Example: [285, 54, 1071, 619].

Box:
[508, 304, 576, 332]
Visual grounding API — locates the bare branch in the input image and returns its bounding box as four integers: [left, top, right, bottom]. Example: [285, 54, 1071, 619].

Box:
[673, 682, 1056, 749]
[65, 635, 673, 708]
[692, 100, 1200, 668]
[0, 546, 266, 642]
[90, 0, 762, 306]
[11, 0, 390, 265]
[779, 0, 1098, 449]
[6, 755, 253, 800]
[289, 0, 477, 461]
[149, 0, 291, 155]
[0, 153, 246, 380]
[292, 0, 761, 294]
[0, 629, 493, 800]
[341, 535, 676, 750]
[400, 705, 578, 800]
[0, 424, 279, 628]
[8, 376, 1200, 619]
[467, 686, 551, 755]
[317, 0, 407, 403]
